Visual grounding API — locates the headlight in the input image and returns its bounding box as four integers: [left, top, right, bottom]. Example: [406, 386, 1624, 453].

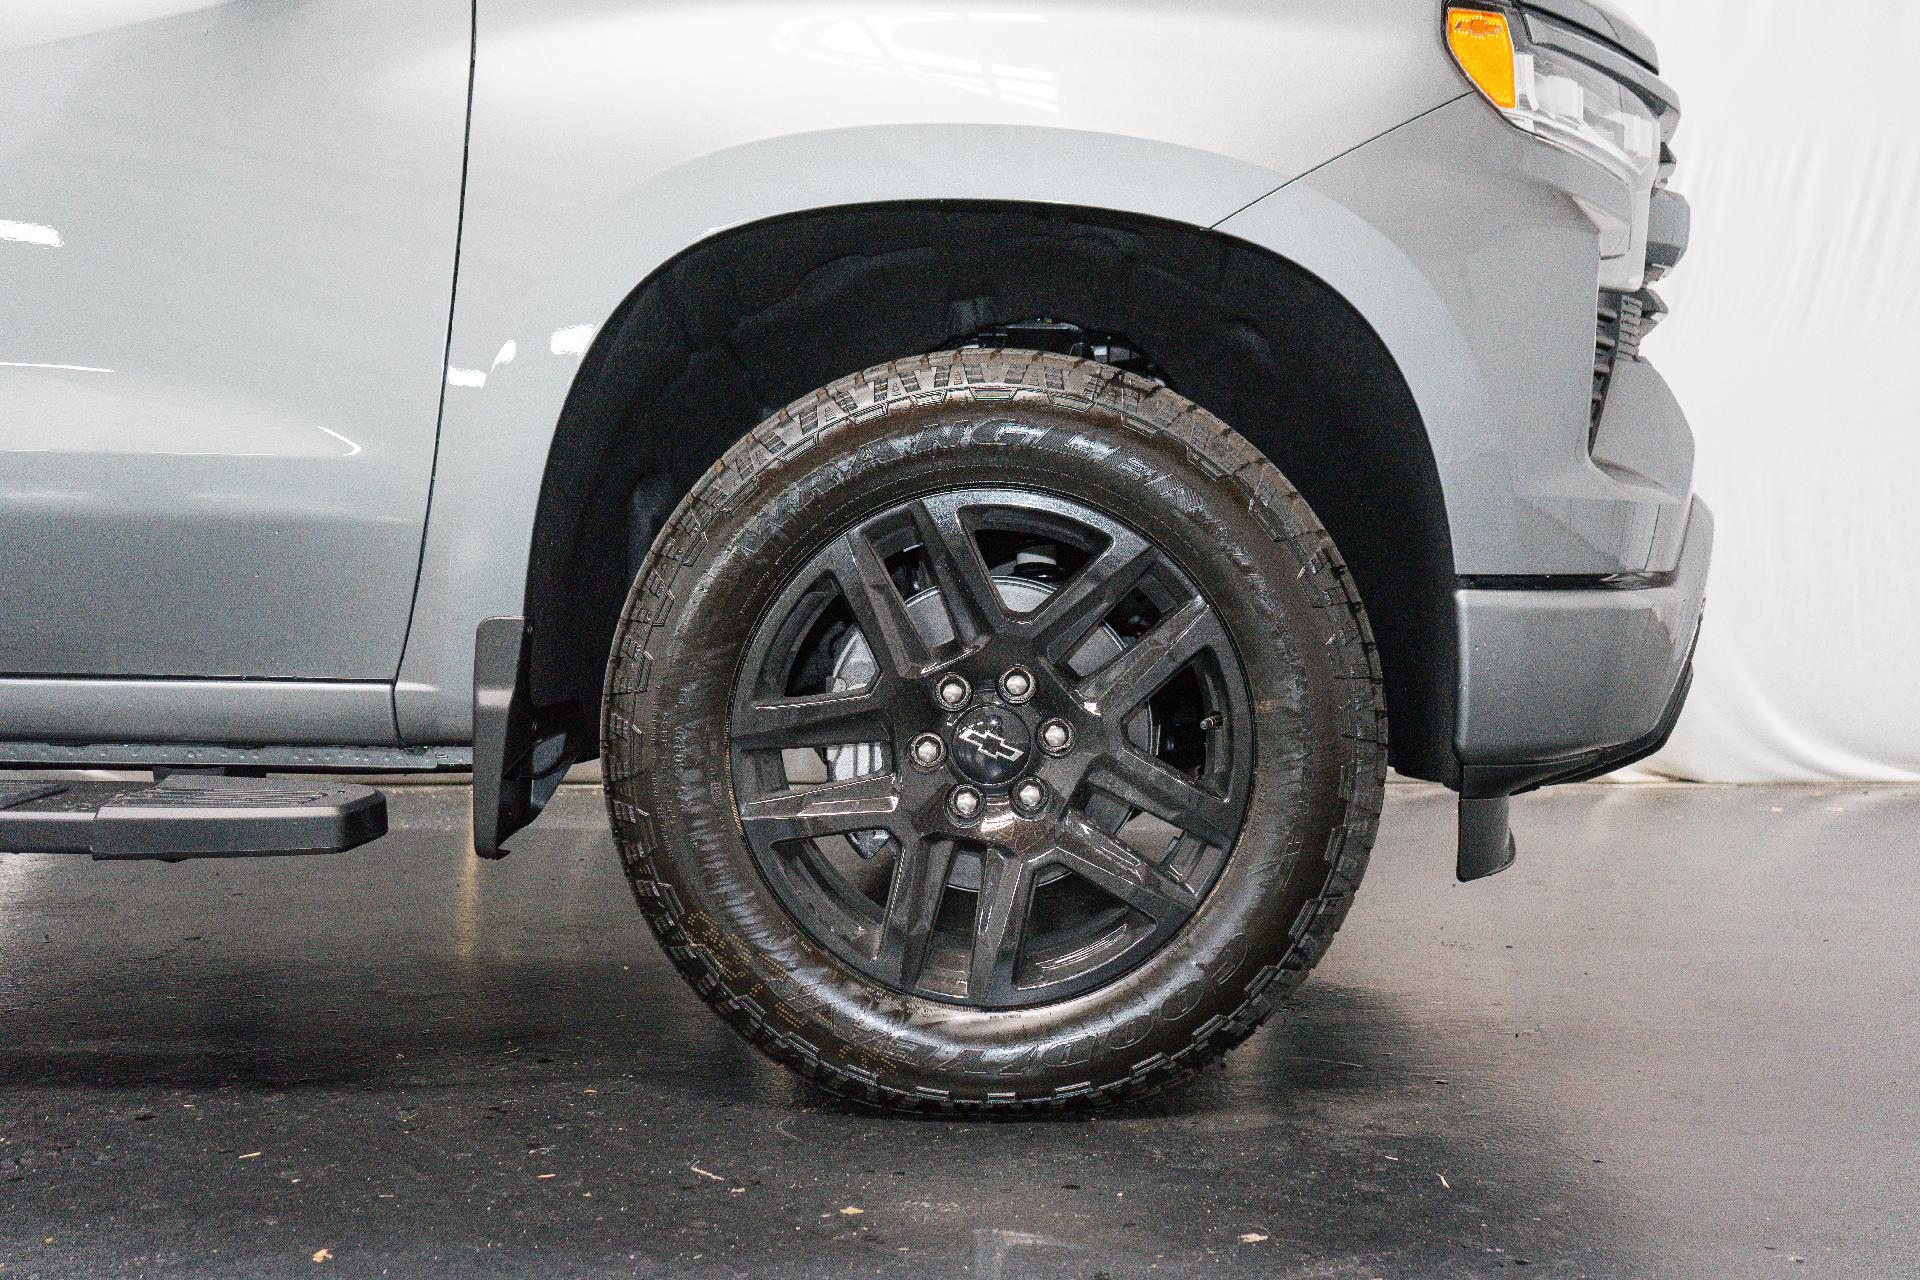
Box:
[1445, 5, 1668, 290]
[1445, 6, 1660, 189]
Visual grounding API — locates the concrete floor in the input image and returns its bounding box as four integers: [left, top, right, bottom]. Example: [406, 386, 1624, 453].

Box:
[1, 783, 1915, 1279]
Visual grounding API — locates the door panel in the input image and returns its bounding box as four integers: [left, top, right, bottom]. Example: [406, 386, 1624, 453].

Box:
[0, 2, 469, 679]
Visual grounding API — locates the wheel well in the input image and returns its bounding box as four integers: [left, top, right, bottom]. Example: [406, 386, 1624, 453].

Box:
[525, 202, 1460, 785]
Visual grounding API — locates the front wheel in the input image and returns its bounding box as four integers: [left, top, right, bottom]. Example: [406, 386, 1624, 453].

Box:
[603, 350, 1385, 1111]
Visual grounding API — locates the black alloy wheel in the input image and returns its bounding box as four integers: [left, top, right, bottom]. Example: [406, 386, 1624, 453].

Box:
[603, 349, 1386, 1112]
[728, 488, 1255, 1009]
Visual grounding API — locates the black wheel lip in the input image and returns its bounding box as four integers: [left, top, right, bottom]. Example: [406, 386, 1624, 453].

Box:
[725, 481, 1259, 1011]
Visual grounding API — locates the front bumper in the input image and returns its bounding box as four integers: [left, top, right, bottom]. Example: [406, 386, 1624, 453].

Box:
[1453, 495, 1712, 798]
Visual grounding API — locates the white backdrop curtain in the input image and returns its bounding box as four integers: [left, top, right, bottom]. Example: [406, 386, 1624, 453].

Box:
[1608, 0, 1920, 780]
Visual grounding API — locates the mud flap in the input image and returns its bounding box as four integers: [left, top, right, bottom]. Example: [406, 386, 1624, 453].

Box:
[472, 617, 577, 859]
[1457, 795, 1517, 883]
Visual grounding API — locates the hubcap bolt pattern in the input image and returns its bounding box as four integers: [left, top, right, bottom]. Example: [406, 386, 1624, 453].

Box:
[999, 666, 1034, 704]
[910, 733, 945, 769]
[948, 785, 983, 822]
[936, 675, 972, 710]
[1039, 719, 1073, 756]
[1012, 779, 1048, 816]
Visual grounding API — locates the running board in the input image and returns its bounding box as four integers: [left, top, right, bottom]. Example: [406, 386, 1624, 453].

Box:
[0, 777, 386, 860]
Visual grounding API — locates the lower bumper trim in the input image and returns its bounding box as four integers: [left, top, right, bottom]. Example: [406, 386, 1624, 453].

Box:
[1459, 647, 1696, 799]
[1453, 499, 1712, 793]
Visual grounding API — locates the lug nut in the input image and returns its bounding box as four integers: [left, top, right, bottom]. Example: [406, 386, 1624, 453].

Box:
[1012, 779, 1048, 816]
[910, 733, 946, 770]
[1039, 719, 1073, 756]
[999, 666, 1034, 704]
[936, 675, 972, 710]
[948, 785, 984, 823]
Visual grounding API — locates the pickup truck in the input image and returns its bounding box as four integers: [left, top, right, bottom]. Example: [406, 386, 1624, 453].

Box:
[0, 0, 1705, 1110]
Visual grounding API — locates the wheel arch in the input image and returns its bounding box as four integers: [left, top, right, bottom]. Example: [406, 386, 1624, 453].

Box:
[522, 201, 1461, 784]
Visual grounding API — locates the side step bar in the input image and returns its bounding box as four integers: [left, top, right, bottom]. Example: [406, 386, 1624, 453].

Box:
[0, 776, 387, 860]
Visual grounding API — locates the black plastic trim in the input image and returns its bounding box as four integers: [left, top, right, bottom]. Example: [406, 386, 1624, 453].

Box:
[472, 617, 578, 859]
[1457, 569, 1679, 592]
[1647, 189, 1691, 280]
[1457, 795, 1518, 883]
[0, 742, 471, 772]
[1518, 0, 1660, 75]
[0, 777, 387, 860]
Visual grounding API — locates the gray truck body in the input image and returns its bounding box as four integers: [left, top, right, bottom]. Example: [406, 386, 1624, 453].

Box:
[0, 0, 1707, 853]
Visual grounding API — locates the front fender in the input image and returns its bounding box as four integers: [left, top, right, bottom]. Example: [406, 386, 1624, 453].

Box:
[397, 1, 1463, 740]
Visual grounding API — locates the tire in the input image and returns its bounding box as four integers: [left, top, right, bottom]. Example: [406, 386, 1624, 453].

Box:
[603, 349, 1385, 1112]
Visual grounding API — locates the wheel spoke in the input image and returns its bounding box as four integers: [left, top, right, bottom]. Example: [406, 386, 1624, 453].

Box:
[967, 852, 1033, 1005]
[908, 496, 1004, 645]
[825, 531, 935, 680]
[875, 836, 957, 991]
[1026, 537, 1158, 664]
[1048, 811, 1199, 926]
[731, 688, 891, 751]
[1072, 595, 1216, 718]
[737, 773, 902, 844]
[1088, 749, 1243, 850]
[727, 485, 1256, 1009]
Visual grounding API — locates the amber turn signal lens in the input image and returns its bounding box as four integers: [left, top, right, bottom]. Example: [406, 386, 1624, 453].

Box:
[1446, 7, 1518, 110]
